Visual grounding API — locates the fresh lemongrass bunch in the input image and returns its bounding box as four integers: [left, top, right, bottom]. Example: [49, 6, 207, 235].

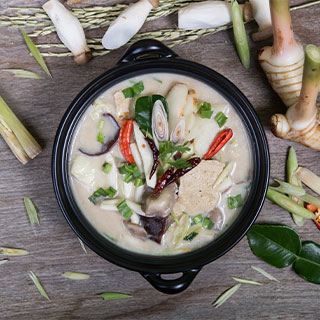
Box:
[0, 96, 42, 164]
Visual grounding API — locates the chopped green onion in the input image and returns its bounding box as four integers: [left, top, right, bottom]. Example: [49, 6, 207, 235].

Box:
[29, 271, 50, 301]
[152, 77, 163, 83]
[212, 284, 241, 308]
[3, 69, 41, 79]
[183, 231, 198, 241]
[134, 178, 144, 187]
[269, 179, 305, 197]
[106, 186, 117, 197]
[203, 217, 214, 230]
[215, 112, 228, 127]
[125, 163, 141, 178]
[24, 197, 39, 225]
[102, 162, 112, 174]
[89, 187, 116, 204]
[231, 0, 250, 69]
[97, 132, 104, 143]
[122, 81, 144, 98]
[117, 200, 133, 219]
[197, 102, 213, 119]
[193, 214, 203, 224]
[97, 119, 104, 130]
[20, 29, 52, 78]
[118, 166, 127, 174]
[227, 194, 244, 209]
[98, 292, 132, 301]
[62, 272, 90, 280]
[232, 277, 262, 285]
[124, 173, 134, 183]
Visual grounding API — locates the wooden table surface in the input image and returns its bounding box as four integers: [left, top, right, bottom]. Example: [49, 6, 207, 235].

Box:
[0, 1, 319, 319]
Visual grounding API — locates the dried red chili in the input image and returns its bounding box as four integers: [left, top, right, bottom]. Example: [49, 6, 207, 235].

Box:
[152, 167, 174, 196]
[145, 137, 159, 179]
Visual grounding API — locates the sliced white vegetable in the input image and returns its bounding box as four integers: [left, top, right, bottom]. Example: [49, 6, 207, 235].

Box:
[250, 0, 272, 41]
[178, 1, 232, 30]
[120, 180, 135, 200]
[135, 184, 146, 203]
[43, 0, 91, 64]
[113, 91, 130, 121]
[100, 199, 121, 211]
[133, 121, 156, 188]
[71, 155, 96, 188]
[166, 83, 188, 133]
[103, 153, 119, 191]
[130, 142, 144, 173]
[102, 0, 155, 50]
[130, 212, 140, 224]
[184, 90, 197, 136]
[126, 200, 146, 216]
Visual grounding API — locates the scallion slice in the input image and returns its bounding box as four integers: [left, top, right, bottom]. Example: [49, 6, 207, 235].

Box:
[102, 162, 112, 174]
[89, 187, 116, 204]
[183, 231, 198, 241]
[203, 217, 214, 230]
[134, 178, 144, 187]
[117, 200, 133, 219]
[122, 81, 144, 98]
[97, 119, 104, 130]
[215, 112, 228, 127]
[118, 166, 127, 174]
[193, 214, 203, 224]
[124, 173, 134, 183]
[197, 102, 213, 119]
[227, 194, 244, 209]
[97, 132, 104, 143]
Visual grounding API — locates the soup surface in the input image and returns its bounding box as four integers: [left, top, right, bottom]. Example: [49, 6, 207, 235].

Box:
[69, 73, 253, 255]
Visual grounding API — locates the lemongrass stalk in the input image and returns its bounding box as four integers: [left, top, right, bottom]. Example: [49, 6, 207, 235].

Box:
[296, 167, 320, 195]
[269, 179, 305, 197]
[298, 193, 320, 209]
[258, 0, 304, 108]
[266, 188, 316, 219]
[271, 45, 320, 150]
[286, 146, 304, 226]
[0, 96, 42, 164]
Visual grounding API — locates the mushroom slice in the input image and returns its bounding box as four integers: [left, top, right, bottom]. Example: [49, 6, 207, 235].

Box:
[142, 183, 178, 218]
[210, 208, 225, 231]
[140, 215, 172, 244]
[124, 221, 148, 240]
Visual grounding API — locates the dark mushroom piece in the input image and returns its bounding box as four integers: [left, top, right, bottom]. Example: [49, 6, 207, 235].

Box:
[124, 221, 148, 241]
[210, 208, 225, 231]
[80, 113, 120, 156]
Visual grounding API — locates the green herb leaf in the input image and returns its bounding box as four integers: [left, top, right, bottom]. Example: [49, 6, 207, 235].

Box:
[117, 200, 133, 219]
[227, 194, 244, 209]
[62, 272, 90, 280]
[98, 292, 132, 301]
[212, 284, 241, 308]
[247, 225, 301, 268]
[232, 277, 262, 285]
[251, 266, 279, 282]
[3, 69, 41, 79]
[158, 141, 190, 161]
[193, 214, 203, 224]
[293, 241, 320, 284]
[135, 95, 168, 133]
[197, 102, 213, 119]
[183, 231, 198, 241]
[24, 197, 39, 225]
[215, 111, 228, 127]
[20, 29, 52, 78]
[168, 158, 191, 169]
[203, 217, 214, 230]
[29, 271, 50, 301]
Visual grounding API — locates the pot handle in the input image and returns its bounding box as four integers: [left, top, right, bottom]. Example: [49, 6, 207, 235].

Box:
[118, 39, 178, 64]
[140, 268, 201, 294]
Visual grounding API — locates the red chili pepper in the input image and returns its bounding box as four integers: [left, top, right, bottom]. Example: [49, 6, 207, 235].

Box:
[119, 119, 135, 164]
[306, 203, 320, 231]
[203, 129, 233, 160]
[152, 167, 174, 196]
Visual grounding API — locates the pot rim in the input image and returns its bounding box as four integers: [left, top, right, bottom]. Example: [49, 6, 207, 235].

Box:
[52, 43, 270, 275]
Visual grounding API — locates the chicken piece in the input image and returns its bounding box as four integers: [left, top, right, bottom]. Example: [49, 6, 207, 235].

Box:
[173, 160, 224, 216]
[113, 90, 130, 121]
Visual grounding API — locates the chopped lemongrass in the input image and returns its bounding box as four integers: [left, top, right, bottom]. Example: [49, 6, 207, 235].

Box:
[102, 162, 112, 174]
[78, 238, 87, 253]
[117, 200, 133, 219]
[269, 179, 305, 197]
[29, 271, 50, 301]
[20, 29, 52, 78]
[232, 277, 263, 285]
[251, 266, 279, 282]
[227, 194, 243, 209]
[3, 69, 41, 79]
[213, 161, 235, 188]
[298, 193, 320, 208]
[193, 214, 203, 224]
[203, 217, 214, 230]
[0, 96, 42, 164]
[0, 247, 29, 256]
[98, 292, 132, 301]
[62, 272, 90, 280]
[171, 211, 180, 225]
[232, 0, 250, 69]
[0, 259, 8, 265]
[212, 284, 241, 308]
[266, 188, 316, 219]
[215, 111, 228, 128]
[97, 119, 105, 130]
[24, 197, 39, 225]
[296, 167, 320, 195]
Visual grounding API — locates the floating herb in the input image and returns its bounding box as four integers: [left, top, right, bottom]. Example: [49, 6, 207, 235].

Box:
[62, 272, 90, 280]
[29, 271, 51, 301]
[168, 158, 192, 169]
[227, 194, 244, 209]
[203, 217, 214, 230]
[24, 197, 39, 225]
[0, 247, 29, 256]
[193, 214, 203, 224]
[215, 111, 228, 127]
[158, 141, 190, 161]
[117, 200, 133, 219]
[183, 231, 198, 241]
[251, 266, 279, 282]
[102, 162, 112, 174]
[197, 102, 213, 119]
[89, 187, 117, 204]
[122, 81, 144, 98]
[212, 284, 241, 308]
[3, 69, 41, 79]
[232, 277, 262, 285]
[152, 77, 163, 84]
[20, 29, 52, 78]
[98, 292, 132, 301]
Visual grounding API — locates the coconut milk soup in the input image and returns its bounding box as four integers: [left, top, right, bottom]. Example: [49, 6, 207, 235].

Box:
[69, 73, 253, 255]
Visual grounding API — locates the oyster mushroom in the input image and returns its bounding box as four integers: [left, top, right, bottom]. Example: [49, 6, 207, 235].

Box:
[124, 221, 148, 240]
[142, 183, 178, 218]
[210, 208, 225, 231]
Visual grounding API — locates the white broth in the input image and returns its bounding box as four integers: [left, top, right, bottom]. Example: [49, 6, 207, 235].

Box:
[69, 73, 253, 255]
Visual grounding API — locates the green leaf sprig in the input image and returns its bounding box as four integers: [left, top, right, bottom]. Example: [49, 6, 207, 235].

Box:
[247, 224, 320, 284]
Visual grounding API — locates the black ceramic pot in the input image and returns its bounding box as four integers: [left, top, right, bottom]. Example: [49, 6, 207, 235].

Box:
[52, 39, 270, 295]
